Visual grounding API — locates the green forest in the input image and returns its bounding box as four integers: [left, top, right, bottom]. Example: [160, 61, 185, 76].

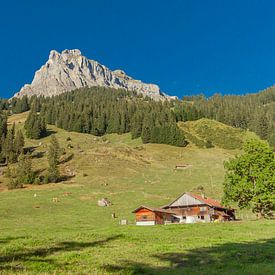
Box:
[0, 85, 274, 149]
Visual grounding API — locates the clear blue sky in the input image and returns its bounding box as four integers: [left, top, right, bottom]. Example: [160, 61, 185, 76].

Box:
[1, 0, 275, 98]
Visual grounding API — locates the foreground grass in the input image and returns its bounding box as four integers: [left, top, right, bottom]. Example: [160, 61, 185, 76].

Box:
[0, 216, 274, 274]
[0, 112, 274, 274]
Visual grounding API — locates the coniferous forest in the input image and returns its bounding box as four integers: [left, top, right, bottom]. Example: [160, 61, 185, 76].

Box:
[0, 85, 274, 148]
[9, 88, 196, 147]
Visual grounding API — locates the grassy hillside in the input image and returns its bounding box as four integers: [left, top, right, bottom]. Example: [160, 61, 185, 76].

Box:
[179, 118, 259, 149]
[0, 112, 274, 274]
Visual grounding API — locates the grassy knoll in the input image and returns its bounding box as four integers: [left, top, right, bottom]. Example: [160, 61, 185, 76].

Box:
[179, 118, 258, 149]
[0, 112, 274, 274]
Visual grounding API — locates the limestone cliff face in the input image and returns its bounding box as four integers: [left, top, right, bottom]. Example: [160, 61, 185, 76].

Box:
[14, 49, 168, 100]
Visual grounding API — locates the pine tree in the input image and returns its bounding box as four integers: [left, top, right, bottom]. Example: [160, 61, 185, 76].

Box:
[14, 130, 25, 155]
[2, 129, 16, 163]
[16, 153, 35, 184]
[131, 112, 143, 139]
[5, 153, 35, 189]
[47, 135, 60, 183]
[25, 109, 47, 139]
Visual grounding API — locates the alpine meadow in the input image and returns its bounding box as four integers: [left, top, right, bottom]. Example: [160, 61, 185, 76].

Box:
[0, 1, 275, 274]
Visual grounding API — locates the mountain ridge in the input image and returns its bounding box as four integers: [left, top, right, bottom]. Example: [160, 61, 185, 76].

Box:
[14, 49, 171, 100]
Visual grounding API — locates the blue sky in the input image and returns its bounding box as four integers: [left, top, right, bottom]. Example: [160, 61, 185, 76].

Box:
[1, 0, 275, 98]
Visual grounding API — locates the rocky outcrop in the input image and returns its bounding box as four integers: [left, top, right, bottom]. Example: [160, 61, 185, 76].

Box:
[14, 49, 169, 100]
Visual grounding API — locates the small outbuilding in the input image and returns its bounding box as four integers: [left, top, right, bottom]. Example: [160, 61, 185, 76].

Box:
[132, 206, 175, 225]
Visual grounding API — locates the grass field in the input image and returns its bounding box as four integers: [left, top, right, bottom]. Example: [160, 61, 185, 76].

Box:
[0, 112, 274, 274]
[179, 118, 258, 149]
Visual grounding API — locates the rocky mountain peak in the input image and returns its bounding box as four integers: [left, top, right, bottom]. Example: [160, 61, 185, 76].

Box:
[14, 49, 169, 100]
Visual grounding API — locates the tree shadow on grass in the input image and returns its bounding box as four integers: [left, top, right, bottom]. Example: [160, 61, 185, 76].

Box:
[44, 129, 57, 138]
[0, 236, 27, 244]
[102, 238, 275, 274]
[0, 234, 123, 272]
[58, 174, 75, 182]
[24, 146, 38, 154]
[31, 151, 46, 159]
[59, 153, 74, 165]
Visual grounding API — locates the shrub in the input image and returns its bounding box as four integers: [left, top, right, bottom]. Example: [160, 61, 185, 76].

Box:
[205, 140, 214, 148]
[7, 179, 23, 190]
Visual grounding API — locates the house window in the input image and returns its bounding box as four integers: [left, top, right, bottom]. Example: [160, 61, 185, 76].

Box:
[182, 216, 186, 219]
[200, 206, 207, 211]
[201, 216, 204, 220]
[142, 215, 148, 220]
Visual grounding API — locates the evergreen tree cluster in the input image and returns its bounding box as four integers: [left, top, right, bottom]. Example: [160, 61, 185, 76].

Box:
[10, 96, 29, 114]
[6, 84, 275, 147]
[0, 114, 25, 164]
[24, 108, 47, 139]
[27, 87, 189, 147]
[184, 87, 275, 147]
[6, 153, 35, 189]
[4, 134, 62, 189]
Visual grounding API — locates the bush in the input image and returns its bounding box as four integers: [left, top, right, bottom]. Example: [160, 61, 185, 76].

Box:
[205, 140, 214, 148]
[7, 179, 23, 190]
[34, 177, 42, 185]
[43, 174, 50, 184]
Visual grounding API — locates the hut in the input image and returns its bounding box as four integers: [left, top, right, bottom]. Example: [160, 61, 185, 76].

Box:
[132, 206, 175, 225]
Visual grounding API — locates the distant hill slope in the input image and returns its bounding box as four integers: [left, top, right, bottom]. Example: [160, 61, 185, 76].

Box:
[1, 112, 237, 200]
[179, 118, 259, 149]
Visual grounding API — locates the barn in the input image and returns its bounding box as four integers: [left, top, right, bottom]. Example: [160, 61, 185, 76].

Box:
[132, 206, 175, 225]
[162, 192, 235, 223]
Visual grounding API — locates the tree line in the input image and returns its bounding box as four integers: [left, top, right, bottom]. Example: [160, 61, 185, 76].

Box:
[20, 88, 191, 147]
[183, 86, 275, 147]
[2, 85, 275, 148]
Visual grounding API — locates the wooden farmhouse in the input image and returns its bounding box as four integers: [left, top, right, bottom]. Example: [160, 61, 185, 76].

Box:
[132, 206, 175, 225]
[133, 193, 235, 225]
[162, 192, 235, 223]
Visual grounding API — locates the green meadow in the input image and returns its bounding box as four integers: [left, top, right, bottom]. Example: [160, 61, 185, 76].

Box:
[0, 112, 274, 274]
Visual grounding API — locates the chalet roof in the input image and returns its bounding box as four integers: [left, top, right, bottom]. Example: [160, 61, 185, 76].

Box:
[164, 192, 225, 209]
[132, 205, 175, 214]
[188, 193, 224, 208]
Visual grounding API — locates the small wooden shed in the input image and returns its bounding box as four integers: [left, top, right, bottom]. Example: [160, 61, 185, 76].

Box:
[132, 206, 175, 225]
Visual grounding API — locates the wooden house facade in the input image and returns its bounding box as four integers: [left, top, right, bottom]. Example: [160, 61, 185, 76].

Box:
[133, 206, 175, 225]
[162, 192, 235, 223]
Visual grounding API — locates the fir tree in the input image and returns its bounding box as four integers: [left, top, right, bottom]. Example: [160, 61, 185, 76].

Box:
[2, 129, 16, 163]
[46, 135, 60, 183]
[14, 130, 25, 155]
[25, 109, 47, 139]
[16, 153, 35, 184]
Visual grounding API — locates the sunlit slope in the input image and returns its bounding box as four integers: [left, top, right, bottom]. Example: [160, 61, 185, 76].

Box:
[2, 112, 238, 204]
[179, 118, 259, 149]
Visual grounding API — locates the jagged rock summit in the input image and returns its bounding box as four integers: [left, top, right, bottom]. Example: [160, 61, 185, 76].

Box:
[14, 49, 168, 100]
